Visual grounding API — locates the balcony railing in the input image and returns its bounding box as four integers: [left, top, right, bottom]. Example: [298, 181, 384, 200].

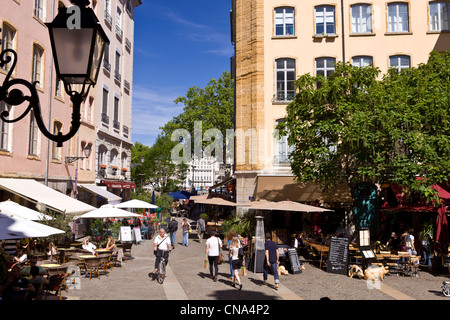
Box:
[125, 38, 132, 51]
[103, 59, 111, 72]
[101, 113, 109, 124]
[113, 120, 120, 130]
[115, 25, 123, 39]
[114, 70, 121, 82]
[124, 80, 130, 91]
[123, 125, 129, 137]
[273, 91, 295, 102]
[104, 10, 112, 26]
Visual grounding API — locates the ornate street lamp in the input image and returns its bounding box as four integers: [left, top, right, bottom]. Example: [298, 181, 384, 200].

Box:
[0, 0, 109, 147]
[65, 144, 92, 164]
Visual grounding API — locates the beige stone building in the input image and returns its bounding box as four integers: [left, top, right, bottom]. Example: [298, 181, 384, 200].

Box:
[0, 0, 141, 210]
[231, 0, 450, 206]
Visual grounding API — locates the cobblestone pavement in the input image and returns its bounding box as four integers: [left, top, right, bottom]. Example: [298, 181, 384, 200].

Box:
[60, 217, 450, 302]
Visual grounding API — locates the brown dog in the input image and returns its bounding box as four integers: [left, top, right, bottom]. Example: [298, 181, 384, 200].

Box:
[348, 265, 364, 279]
[364, 265, 389, 281]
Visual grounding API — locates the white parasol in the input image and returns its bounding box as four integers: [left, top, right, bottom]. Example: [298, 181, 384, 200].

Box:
[77, 204, 142, 219]
[0, 212, 65, 240]
[0, 200, 53, 221]
[114, 199, 159, 209]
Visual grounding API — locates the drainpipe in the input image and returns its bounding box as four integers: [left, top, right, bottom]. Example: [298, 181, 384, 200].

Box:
[341, 0, 346, 62]
[45, 0, 56, 186]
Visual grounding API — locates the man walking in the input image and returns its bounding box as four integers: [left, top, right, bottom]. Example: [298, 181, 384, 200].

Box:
[262, 232, 280, 290]
[205, 231, 222, 282]
[197, 216, 205, 243]
[167, 217, 178, 249]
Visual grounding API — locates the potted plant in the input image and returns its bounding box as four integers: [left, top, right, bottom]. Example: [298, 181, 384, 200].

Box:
[111, 165, 119, 171]
[122, 167, 128, 172]
[100, 164, 107, 169]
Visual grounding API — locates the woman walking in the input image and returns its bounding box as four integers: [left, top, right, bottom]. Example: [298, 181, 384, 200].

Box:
[205, 231, 222, 282]
[181, 218, 190, 247]
[228, 237, 244, 290]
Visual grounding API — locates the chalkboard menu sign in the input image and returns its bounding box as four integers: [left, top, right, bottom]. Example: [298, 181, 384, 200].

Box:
[326, 236, 349, 275]
[287, 248, 302, 274]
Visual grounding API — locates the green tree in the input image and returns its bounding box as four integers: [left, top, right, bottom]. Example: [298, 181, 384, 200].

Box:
[278, 50, 450, 205]
[161, 71, 234, 157]
[132, 135, 187, 193]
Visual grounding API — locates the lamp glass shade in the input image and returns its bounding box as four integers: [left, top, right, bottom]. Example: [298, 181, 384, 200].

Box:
[47, 6, 109, 87]
[50, 28, 94, 84]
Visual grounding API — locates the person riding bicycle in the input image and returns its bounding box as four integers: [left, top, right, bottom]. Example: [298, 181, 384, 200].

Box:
[151, 228, 172, 274]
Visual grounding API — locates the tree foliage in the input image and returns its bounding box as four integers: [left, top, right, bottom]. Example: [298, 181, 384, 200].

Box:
[161, 71, 234, 153]
[131, 136, 187, 193]
[278, 50, 450, 204]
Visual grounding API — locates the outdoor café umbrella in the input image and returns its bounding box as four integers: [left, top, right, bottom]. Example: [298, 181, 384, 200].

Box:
[195, 197, 237, 207]
[115, 199, 158, 210]
[0, 212, 64, 240]
[245, 200, 334, 212]
[77, 204, 142, 219]
[0, 200, 53, 221]
[436, 204, 449, 249]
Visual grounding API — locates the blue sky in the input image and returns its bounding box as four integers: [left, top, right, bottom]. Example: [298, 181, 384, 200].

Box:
[131, 1, 233, 147]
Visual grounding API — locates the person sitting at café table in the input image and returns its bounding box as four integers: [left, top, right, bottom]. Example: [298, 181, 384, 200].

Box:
[82, 238, 97, 255]
[12, 247, 27, 265]
[105, 237, 123, 263]
[20, 256, 48, 278]
[0, 265, 35, 300]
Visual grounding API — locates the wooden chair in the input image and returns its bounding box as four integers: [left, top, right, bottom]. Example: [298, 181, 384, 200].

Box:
[122, 243, 133, 262]
[98, 255, 111, 277]
[44, 274, 69, 300]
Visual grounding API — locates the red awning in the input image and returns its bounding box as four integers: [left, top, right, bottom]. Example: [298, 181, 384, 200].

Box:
[101, 180, 136, 189]
[380, 204, 444, 212]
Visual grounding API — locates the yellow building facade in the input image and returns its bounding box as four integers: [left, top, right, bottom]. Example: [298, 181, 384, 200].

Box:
[231, 0, 450, 205]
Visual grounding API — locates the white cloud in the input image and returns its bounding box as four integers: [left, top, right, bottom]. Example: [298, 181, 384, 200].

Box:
[131, 85, 184, 147]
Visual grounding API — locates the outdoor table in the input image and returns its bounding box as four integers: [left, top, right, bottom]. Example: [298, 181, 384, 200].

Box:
[41, 263, 61, 276]
[304, 240, 329, 269]
[96, 249, 112, 254]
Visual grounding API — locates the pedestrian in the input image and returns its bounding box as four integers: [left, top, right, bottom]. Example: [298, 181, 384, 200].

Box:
[402, 229, 417, 255]
[205, 231, 222, 282]
[197, 216, 206, 243]
[262, 232, 280, 290]
[226, 230, 238, 279]
[167, 217, 178, 249]
[228, 237, 244, 290]
[181, 218, 190, 247]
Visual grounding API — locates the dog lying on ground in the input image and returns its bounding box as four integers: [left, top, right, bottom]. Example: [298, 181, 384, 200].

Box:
[364, 265, 389, 281]
[348, 265, 364, 279]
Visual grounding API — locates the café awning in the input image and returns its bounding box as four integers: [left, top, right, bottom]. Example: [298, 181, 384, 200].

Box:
[0, 178, 95, 215]
[255, 175, 353, 203]
[78, 184, 122, 204]
[100, 180, 136, 189]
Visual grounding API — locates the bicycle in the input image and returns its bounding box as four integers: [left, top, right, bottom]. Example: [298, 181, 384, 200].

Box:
[442, 281, 450, 297]
[150, 249, 169, 284]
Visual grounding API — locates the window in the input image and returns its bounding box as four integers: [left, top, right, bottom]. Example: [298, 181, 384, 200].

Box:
[275, 58, 296, 101]
[98, 145, 107, 169]
[34, 0, 45, 21]
[55, 76, 63, 98]
[28, 111, 39, 156]
[352, 56, 373, 67]
[274, 119, 294, 164]
[429, 2, 450, 31]
[52, 121, 62, 160]
[116, 6, 123, 38]
[32, 44, 44, 89]
[389, 55, 410, 73]
[1, 23, 16, 72]
[121, 152, 127, 170]
[387, 3, 409, 32]
[102, 88, 109, 124]
[113, 95, 120, 130]
[114, 50, 121, 81]
[351, 4, 372, 33]
[0, 102, 11, 151]
[315, 5, 335, 35]
[274, 7, 295, 36]
[315, 57, 336, 77]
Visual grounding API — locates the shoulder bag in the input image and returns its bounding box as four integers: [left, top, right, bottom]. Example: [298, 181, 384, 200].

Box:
[217, 238, 223, 265]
